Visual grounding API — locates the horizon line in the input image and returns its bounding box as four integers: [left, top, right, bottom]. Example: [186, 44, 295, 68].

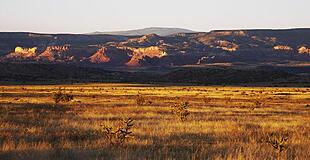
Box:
[0, 27, 310, 35]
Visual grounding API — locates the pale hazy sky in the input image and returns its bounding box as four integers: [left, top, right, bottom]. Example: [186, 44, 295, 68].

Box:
[0, 0, 309, 33]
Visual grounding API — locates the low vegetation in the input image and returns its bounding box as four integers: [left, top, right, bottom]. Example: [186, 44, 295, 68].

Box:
[103, 118, 134, 146]
[52, 88, 74, 103]
[0, 84, 309, 159]
[136, 95, 146, 106]
[171, 102, 190, 121]
[266, 132, 289, 160]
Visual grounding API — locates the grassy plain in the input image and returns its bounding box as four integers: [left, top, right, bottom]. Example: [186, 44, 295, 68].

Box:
[0, 83, 309, 159]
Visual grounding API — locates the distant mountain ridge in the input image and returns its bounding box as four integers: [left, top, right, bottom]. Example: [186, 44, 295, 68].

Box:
[90, 27, 195, 36]
[0, 28, 310, 67]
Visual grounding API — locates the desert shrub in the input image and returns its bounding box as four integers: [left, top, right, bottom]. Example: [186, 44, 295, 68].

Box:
[254, 100, 263, 107]
[136, 96, 146, 105]
[251, 100, 264, 110]
[103, 118, 134, 145]
[204, 97, 212, 103]
[266, 132, 289, 160]
[225, 97, 232, 105]
[52, 88, 74, 103]
[171, 102, 190, 121]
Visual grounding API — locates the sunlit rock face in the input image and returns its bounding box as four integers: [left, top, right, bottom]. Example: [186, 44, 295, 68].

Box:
[196, 56, 216, 64]
[210, 30, 247, 37]
[298, 46, 310, 54]
[0, 29, 310, 66]
[125, 46, 167, 67]
[215, 40, 239, 52]
[5, 47, 38, 59]
[14, 47, 37, 54]
[120, 34, 162, 47]
[89, 47, 110, 63]
[273, 45, 293, 51]
[136, 34, 161, 43]
[37, 45, 71, 61]
[193, 31, 247, 47]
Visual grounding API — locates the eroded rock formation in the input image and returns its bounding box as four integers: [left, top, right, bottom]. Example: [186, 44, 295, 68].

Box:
[298, 46, 310, 54]
[1, 29, 310, 66]
[126, 46, 167, 66]
[5, 47, 37, 59]
[37, 45, 71, 61]
[215, 40, 239, 52]
[273, 45, 293, 51]
[89, 47, 110, 63]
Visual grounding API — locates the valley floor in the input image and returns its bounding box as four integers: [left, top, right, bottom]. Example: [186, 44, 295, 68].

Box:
[0, 84, 309, 159]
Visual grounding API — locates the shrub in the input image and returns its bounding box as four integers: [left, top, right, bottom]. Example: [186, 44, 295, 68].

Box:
[204, 97, 212, 103]
[254, 100, 263, 107]
[251, 100, 264, 110]
[266, 132, 289, 160]
[225, 97, 232, 105]
[103, 118, 134, 145]
[52, 88, 74, 103]
[136, 96, 146, 105]
[171, 102, 190, 121]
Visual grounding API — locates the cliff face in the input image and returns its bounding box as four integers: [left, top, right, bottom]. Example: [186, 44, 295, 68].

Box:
[125, 46, 167, 67]
[89, 48, 110, 63]
[37, 45, 71, 61]
[5, 47, 37, 59]
[210, 30, 247, 37]
[273, 45, 293, 51]
[215, 40, 239, 52]
[120, 34, 162, 47]
[0, 29, 310, 66]
[298, 46, 310, 54]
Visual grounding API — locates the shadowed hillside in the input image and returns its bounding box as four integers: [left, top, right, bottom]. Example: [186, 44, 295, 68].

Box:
[1, 29, 310, 67]
[0, 63, 309, 86]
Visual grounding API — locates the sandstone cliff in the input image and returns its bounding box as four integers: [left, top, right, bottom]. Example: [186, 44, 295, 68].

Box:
[5, 47, 37, 59]
[89, 48, 110, 63]
[298, 46, 310, 54]
[125, 46, 167, 66]
[273, 45, 293, 51]
[37, 45, 71, 61]
[215, 40, 239, 52]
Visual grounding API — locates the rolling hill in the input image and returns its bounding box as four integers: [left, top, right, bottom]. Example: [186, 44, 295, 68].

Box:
[89, 27, 195, 36]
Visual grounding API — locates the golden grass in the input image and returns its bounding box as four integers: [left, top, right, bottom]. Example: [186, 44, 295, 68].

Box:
[0, 84, 309, 159]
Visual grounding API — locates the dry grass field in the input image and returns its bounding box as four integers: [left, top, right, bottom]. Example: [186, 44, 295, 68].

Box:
[0, 83, 309, 160]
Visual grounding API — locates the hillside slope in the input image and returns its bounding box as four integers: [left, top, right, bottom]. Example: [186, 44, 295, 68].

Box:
[90, 27, 195, 36]
[1, 29, 310, 67]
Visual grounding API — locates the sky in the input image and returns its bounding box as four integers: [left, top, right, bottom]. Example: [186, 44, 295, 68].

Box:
[0, 0, 309, 33]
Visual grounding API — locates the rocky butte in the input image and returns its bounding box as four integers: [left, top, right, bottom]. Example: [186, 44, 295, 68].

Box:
[0, 28, 309, 67]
